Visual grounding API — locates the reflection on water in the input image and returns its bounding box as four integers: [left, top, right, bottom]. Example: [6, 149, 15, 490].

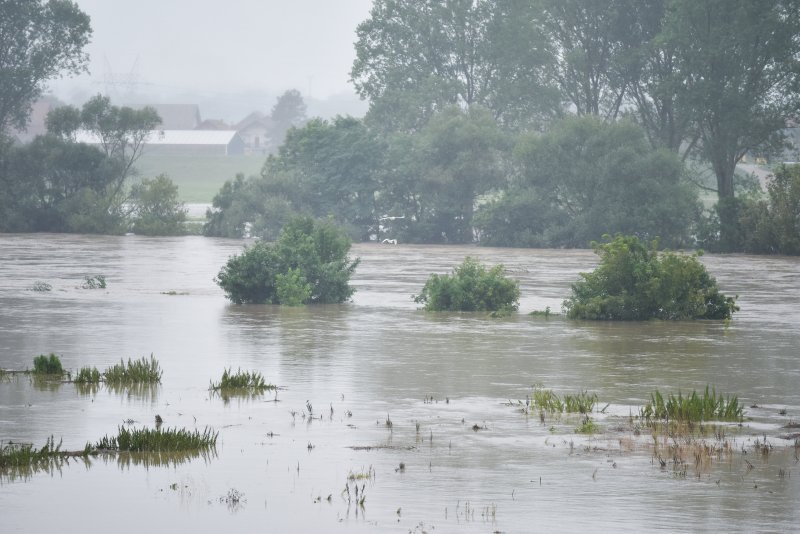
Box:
[0, 235, 799, 532]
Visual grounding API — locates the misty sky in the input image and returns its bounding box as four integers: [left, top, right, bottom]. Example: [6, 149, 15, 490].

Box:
[52, 0, 374, 102]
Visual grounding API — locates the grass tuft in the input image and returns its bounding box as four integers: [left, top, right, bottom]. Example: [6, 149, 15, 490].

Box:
[564, 391, 598, 414]
[209, 368, 275, 392]
[94, 426, 217, 452]
[640, 385, 743, 423]
[74, 366, 101, 384]
[32, 353, 64, 376]
[103, 355, 162, 384]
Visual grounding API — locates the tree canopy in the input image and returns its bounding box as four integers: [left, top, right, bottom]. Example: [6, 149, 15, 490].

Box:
[0, 0, 91, 135]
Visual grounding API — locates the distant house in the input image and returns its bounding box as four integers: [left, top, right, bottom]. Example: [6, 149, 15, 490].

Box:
[235, 111, 273, 154]
[149, 104, 202, 129]
[74, 129, 245, 156]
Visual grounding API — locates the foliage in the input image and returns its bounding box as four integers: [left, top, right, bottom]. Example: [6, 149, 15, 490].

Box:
[102, 355, 162, 384]
[413, 257, 520, 312]
[479, 116, 699, 248]
[563, 235, 738, 320]
[563, 391, 598, 415]
[32, 353, 63, 375]
[209, 368, 275, 392]
[0, 0, 91, 134]
[268, 89, 307, 148]
[94, 426, 217, 452]
[640, 385, 743, 422]
[81, 275, 106, 289]
[30, 281, 52, 292]
[0, 436, 63, 470]
[216, 216, 360, 305]
[73, 366, 100, 384]
[129, 174, 187, 235]
[530, 386, 564, 413]
[351, 0, 557, 131]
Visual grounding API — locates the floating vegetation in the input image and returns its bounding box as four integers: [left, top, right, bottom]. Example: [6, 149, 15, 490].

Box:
[29, 281, 52, 292]
[529, 307, 553, 318]
[94, 426, 217, 452]
[160, 290, 189, 295]
[640, 385, 744, 423]
[209, 368, 274, 392]
[32, 353, 64, 376]
[81, 275, 107, 289]
[103, 355, 162, 384]
[74, 366, 101, 384]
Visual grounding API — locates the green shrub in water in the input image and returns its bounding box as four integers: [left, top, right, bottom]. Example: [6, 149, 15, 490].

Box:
[413, 257, 520, 312]
[563, 234, 738, 320]
[81, 275, 107, 289]
[32, 353, 63, 375]
[215, 216, 359, 305]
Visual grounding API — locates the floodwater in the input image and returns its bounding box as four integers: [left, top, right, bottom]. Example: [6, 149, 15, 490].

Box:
[0, 234, 798, 533]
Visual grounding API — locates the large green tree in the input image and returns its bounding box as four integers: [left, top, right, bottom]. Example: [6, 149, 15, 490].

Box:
[268, 88, 307, 148]
[351, 0, 556, 131]
[0, 0, 91, 135]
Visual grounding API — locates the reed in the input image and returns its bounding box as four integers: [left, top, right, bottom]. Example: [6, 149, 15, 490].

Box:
[530, 386, 564, 413]
[0, 436, 63, 469]
[209, 368, 274, 392]
[564, 391, 598, 414]
[32, 353, 64, 376]
[74, 366, 101, 384]
[94, 426, 217, 452]
[103, 355, 162, 384]
[640, 385, 743, 423]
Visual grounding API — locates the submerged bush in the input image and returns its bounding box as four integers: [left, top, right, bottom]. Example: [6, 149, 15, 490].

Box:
[81, 275, 106, 289]
[0, 436, 63, 470]
[32, 353, 63, 375]
[563, 235, 738, 320]
[413, 257, 520, 312]
[215, 216, 360, 305]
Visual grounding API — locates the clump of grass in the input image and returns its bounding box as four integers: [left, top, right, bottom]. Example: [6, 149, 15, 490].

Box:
[103, 355, 162, 384]
[81, 275, 107, 289]
[529, 306, 553, 318]
[564, 391, 598, 414]
[530, 385, 564, 413]
[209, 368, 275, 392]
[348, 465, 375, 481]
[32, 353, 64, 376]
[0, 436, 63, 469]
[640, 385, 743, 423]
[30, 281, 52, 292]
[94, 426, 217, 452]
[575, 417, 600, 434]
[74, 366, 101, 384]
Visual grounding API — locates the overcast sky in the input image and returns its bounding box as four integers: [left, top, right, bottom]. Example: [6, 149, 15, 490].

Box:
[52, 0, 374, 103]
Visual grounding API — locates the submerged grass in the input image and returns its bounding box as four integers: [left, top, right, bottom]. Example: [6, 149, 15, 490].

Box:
[641, 385, 744, 423]
[94, 426, 218, 452]
[32, 353, 64, 376]
[564, 391, 598, 414]
[103, 355, 162, 384]
[0, 436, 65, 469]
[209, 368, 275, 392]
[530, 386, 564, 413]
[74, 366, 101, 384]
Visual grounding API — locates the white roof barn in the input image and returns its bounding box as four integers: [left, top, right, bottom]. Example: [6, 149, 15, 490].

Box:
[74, 129, 245, 155]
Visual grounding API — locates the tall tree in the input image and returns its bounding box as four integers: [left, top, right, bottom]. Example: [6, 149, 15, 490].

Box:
[269, 89, 307, 146]
[47, 94, 161, 211]
[351, 0, 556, 131]
[661, 0, 800, 248]
[0, 0, 91, 135]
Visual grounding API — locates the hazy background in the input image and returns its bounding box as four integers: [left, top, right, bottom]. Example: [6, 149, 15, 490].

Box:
[49, 0, 374, 120]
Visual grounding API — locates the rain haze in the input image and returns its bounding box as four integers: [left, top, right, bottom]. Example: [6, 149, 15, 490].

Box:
[50, 0, 374, 119]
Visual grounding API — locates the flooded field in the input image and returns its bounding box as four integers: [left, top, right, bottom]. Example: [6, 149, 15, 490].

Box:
[1, 234, 798, 532]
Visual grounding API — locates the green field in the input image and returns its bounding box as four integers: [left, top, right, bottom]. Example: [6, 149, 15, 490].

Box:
[135, 152, 267, 203]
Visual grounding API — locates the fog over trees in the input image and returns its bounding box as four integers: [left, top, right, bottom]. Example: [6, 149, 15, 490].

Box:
[2, 0, 799, 254]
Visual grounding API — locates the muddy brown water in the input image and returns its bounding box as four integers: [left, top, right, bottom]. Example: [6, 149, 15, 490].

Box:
[0, 234, 798, 532]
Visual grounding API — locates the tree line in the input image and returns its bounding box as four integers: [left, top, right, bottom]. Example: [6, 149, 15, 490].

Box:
[205, 0, 800, 254]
